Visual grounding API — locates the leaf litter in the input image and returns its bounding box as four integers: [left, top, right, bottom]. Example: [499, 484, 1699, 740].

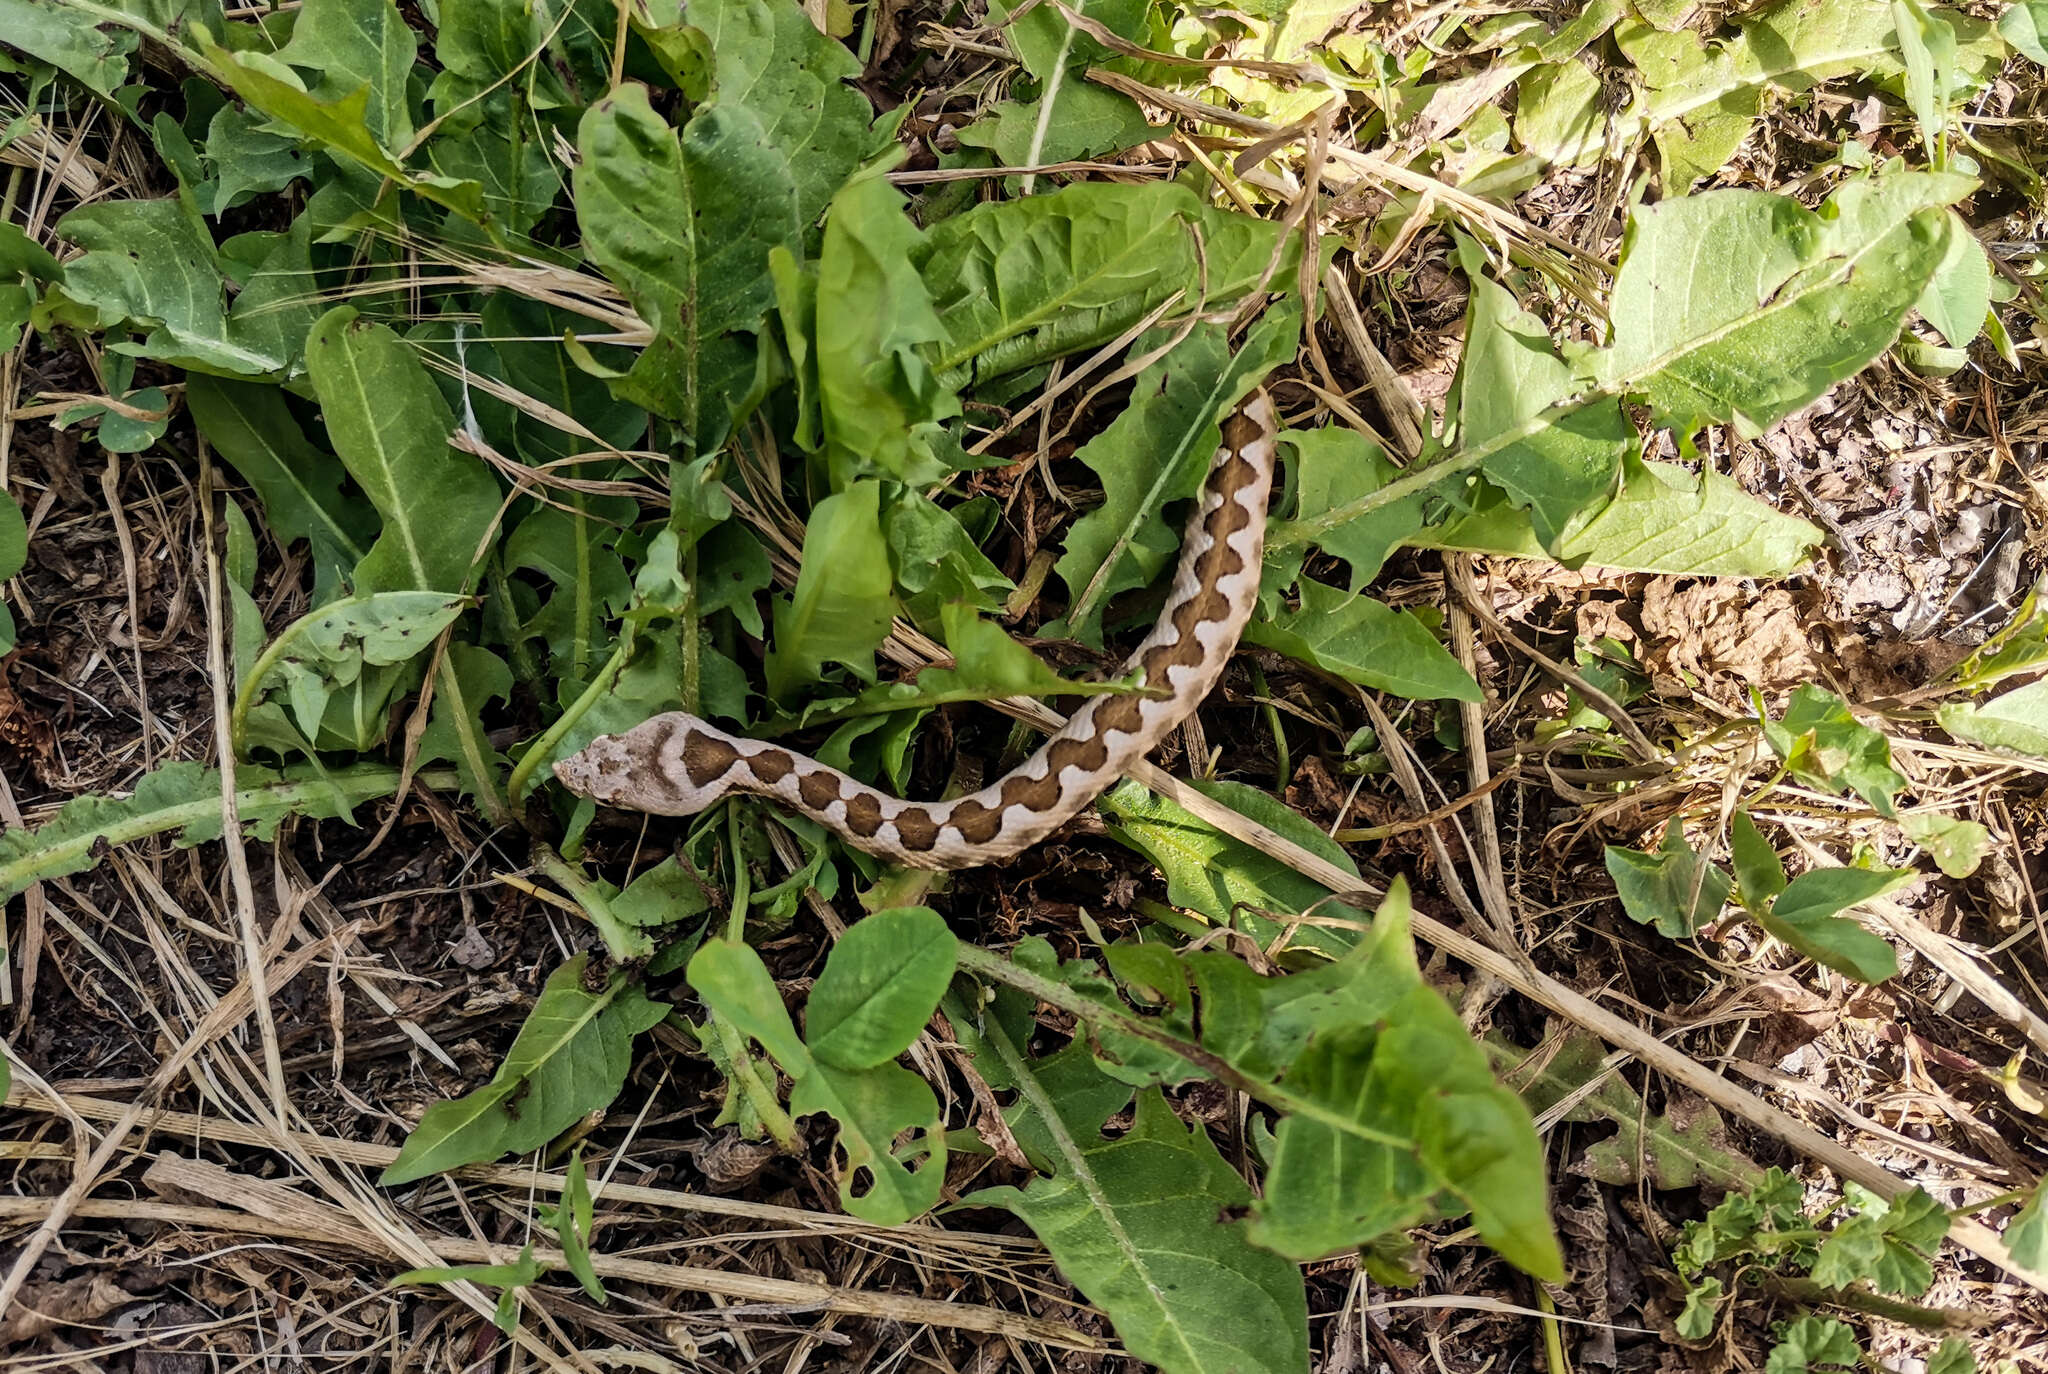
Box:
[1, 0, 2047, 1372]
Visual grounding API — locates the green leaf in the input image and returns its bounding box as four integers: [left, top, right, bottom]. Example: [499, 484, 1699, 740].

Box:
[1810, 1185, 1947, 1294]
[186, 374, 376, 578]
[1730, 810, 1788, 907]
[763, 479, 898, 699]
[0, 489, 25, 583]
[275, 0, 418, 150]
[1246, 884, 1563, 1281]
[1900, 812, 1992, 878]
[305, 306, 501, 595]
[879, 487, 1013, 626]
[1282, 426, 1428, 591]
[1605, 818, 1732, 938]
[54, 193, 287, 375]
[956, 83, 1155, 169]
[392, 1243, 543, 1292]
[1243, 581, 1480, 703]
[1515, 58, 1605, 168]
[0, 0, 139, 95]
[1596, 174, 1971, 439]
[1765, 1315, 1860, 1374]
[2005, 1180, 2048, 1271]
[1676, 1274, 1724, 1340]
[1760, 867, 1909, 983]
[418, 642, 513, 809]
[1097, 777, 1361, 954]
[1929, 1338, 1977, 1374]
[193, 29, 481, 222]
[608, 855, 715, 930]
[1494, 1029, 1763, 1193]
[201, 104, 307, 215]
[1915, 210, 1990, 347]
[680, 0, 868, 233]
[689, 937, 946, 1222]
[381, 956, 670, 1185]
[1457, 268, 1628, 547]
[1047, 312, 1296, 647]
[805, 907, 957, 1070]
[0, 760, 439, 907]
[232, 590, 469, 755]
[1763, 684, 1908, 815]
[1410, 453, 1820, 578]
[814, 173, 960, 484]
[921, 181, 1293, 389]
[1891, 0, 1956, 161]
[1938, 678, 2048, 757]
[2002, 1, 2048, 63]
[972, 1071, 1310, 1374]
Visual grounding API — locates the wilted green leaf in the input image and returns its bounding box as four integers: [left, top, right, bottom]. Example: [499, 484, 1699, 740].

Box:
[1244, 581, 1480, 703]
[957, 84, 1155, 169]
[1607, 818, 1732, 939]
[381, 956, 670, 1185]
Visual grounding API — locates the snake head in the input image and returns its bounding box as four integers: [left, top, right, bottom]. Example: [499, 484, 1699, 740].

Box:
[553, 714, 738, 817]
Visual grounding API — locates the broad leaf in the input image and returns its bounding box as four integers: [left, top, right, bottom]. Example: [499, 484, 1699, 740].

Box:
[1760, 866, 1908, 983]
[381, 956, 670, 1185]
[305, 306, 501, 595]
[1765, 1316, 1860, 1374]
[0, 0, 140, 95]
[1605, 818, 1731, 938]
[1281, 425, 1426, 591]
[1763, 685, 1908, 815]
[805, 907, 957, 1071]
[763, 480, 898, 699]
[275, 0, 419, 149]
[1243, 581, 1480, 703]
[1938, 678, 2048, 758]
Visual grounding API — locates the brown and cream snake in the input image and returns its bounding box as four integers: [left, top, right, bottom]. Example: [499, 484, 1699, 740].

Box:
[554, 390, 1279, 869]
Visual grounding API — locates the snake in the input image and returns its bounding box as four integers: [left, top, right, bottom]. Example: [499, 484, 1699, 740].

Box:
[553, 390, 1279, 870]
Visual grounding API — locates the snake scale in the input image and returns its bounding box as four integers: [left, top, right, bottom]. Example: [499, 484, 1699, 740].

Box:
[554, 390, 1280, 869]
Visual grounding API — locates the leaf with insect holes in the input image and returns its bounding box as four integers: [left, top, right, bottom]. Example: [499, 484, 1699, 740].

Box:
[234, 591, 469, 757]
[814, 173, 960, 485]
[688, 936, 948, 1222]
[763, 479, 898, 700]
[1764, 685, 1908, 816]
[1606, 818, 1732, 939]
[54, 193, 288, 376]
[1454, 255, 1629, 550]
[1409, 453, 1821, 578]
[382, 956, 671, 1186]
[1595, 174, 1971, 439]
[1045, 310, 1297, 648]
[1758, 866, 1909, 983]
[306, 307, 501, 596]
[919, 181, 1294, 391]
[1244, 581, 1481, 704]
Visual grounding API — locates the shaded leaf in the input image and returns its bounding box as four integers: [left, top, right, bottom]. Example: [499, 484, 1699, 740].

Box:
[381, 956, 670, 1185]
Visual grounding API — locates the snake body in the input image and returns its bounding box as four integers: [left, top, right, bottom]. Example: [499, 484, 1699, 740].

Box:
[554, 391, 1279, 869]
